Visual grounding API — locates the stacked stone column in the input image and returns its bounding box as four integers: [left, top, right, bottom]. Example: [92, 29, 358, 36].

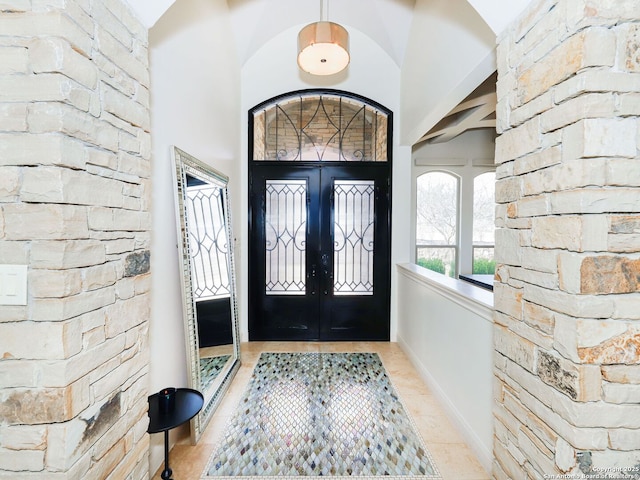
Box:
[0, 1, 151, 478]
[493, 1, 640, 478]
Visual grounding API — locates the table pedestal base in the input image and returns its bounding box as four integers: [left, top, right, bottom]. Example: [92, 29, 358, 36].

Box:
[161, 430, 173, 480]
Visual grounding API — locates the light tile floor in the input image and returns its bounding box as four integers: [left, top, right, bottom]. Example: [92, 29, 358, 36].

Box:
[151, 342, 491, 480]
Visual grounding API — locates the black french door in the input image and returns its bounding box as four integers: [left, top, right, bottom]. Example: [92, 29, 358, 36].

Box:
[249, 163, 390, 341]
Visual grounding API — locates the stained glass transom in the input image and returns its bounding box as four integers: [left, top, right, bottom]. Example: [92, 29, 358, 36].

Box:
[333, 180, 375, 296]
[253, 94, 388, 162]
[265, 180, 307, 295]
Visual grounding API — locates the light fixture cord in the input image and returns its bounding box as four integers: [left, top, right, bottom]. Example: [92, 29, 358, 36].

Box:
[320, 0, 328, 21]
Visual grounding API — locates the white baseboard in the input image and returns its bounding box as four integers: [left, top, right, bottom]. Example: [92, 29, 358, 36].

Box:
[398, 335, 493, 474]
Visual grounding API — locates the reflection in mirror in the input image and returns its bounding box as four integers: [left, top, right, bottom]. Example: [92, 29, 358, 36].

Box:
[171, 146, 240, 443]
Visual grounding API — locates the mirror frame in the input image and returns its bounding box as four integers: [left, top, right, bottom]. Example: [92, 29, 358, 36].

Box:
[170, 146, 240, 443]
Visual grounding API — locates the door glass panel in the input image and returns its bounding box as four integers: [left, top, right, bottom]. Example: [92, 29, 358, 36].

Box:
[333, 180, 374, 296]
[185, 181, 230, 300]
[265, 180, 307, 295]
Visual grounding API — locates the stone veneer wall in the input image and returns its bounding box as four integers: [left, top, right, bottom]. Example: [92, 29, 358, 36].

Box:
[0, 1, 151, 478]
[494, 0, 640, 478]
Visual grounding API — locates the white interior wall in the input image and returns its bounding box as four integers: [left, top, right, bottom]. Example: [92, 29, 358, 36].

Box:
[148, 0, 240, 472]
[397, 265, 494, 472]
[400, 129, 497, 475]
[238, 25, 407, 342]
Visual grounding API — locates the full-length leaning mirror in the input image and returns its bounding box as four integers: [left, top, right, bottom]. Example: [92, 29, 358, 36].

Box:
[171, 146, 240, 443]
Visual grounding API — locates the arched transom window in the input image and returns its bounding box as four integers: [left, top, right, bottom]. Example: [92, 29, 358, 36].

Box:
[251, 92, 389, 162]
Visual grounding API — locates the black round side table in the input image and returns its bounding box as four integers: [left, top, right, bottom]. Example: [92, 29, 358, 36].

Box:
[148, 388, 204, 480]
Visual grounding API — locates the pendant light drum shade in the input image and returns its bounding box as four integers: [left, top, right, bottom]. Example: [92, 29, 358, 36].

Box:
[297, 21, 350, 75]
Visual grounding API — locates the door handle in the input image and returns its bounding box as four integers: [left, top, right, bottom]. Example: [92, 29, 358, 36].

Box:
[308, 264, 317, 295]
[323, 269, 333, 295]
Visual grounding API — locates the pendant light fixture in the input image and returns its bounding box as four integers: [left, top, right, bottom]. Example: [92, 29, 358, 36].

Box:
[297, 0, 350, 76]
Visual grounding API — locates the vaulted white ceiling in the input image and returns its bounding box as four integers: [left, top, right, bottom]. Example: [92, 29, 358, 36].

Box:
[225, 0, 415, 67]
[126, 0, 531, 50]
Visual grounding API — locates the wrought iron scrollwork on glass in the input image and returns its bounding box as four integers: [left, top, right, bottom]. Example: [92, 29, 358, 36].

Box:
[333, 180, 375, 296]
[253, 93, 388, 162]
[265, 180, 308, 295]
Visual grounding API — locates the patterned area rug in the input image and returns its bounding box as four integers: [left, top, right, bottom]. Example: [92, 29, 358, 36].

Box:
[202, 352, 441, 479]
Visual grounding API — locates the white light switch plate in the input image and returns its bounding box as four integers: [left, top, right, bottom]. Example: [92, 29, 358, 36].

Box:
[0, 265, 28, 305]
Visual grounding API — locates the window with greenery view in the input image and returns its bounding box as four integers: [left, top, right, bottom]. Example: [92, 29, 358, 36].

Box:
[472, 172, 495, 275]
[414, 167, 495, 280]
[415, 172, 458, 277]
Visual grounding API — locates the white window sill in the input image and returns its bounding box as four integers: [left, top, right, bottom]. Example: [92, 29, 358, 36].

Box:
[397, 263, 494, 321]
